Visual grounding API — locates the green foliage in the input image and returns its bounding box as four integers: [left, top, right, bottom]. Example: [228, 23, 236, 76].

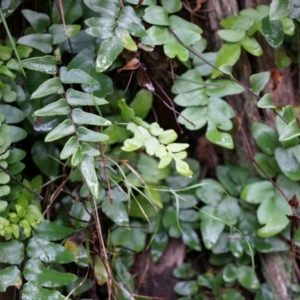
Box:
[1, 0, 300, 299]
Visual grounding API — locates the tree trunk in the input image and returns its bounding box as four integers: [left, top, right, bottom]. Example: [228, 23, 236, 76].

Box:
[206, 1, 297, 299]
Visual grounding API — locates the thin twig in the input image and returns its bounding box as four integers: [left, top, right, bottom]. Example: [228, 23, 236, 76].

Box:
[0, 165, 43, 200]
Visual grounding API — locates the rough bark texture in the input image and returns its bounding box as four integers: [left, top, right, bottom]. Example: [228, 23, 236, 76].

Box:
[133, 239, 185, 299]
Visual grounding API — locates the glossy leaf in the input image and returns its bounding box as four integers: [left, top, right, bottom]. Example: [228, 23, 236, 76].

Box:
[236, 266, 260, 290]
[72, 108, 111, 126]
[80, 154, 99, 197]
[31, 77, 64, 99]
[101, 197, 129, 226]
[45, 119, 75, 142]
[241, 181, 274, 204]
[174, 281, 198, 296]
[96, 35, 124, 72]
[182, 227, 201, 251]
[269, 0, 294, 20]
[222, 263, 237, 284]
[24, 259, 77, 287]
[275, 147, 300, 180]
[0, 240, 24, 264]
[27, 237, 75, 263]
[21, 56, 57, 74]
[0, 266, 22, 292]
[22, 283, 65, 300]
[34, 99, 70, 116]
[60, 66, 97, 84]
[130, 89, 153, 119]
[178, 106, 207, 130]
[143, 5, 169, 26]
[17, 34, 53, 53]
[49, 24, 81, 44]
[34, 220, 74, 241]
[261, 16, 284, 48]
[150, 232, 168, 262]
[66, 88, 108, 106]
[200, 206, 225, 249]
[252, 122, 279, 155]
[60, 136, 79, 160]
[206, 125, 233, 149]
[77, 127, 109, 142]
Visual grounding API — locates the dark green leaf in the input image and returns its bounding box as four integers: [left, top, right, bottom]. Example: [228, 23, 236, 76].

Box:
[96, 35, 124, 72]
[17, 34, 53, 53]
[66, 88, 108, 106]
[270, 0, 294, 20]
[24, 259, 77, 287]
[49, 24, 81, 44]
[77, 127, 109, 142]
[174, 281, 198, 296]
[34, 99, 70, 116]
[261, 16, 284, 48]
[60, 66, 97, 84]
[45, 119, 75, 142]
[0, 266, 21, 292]
[275, 147, 300, 180]
[0, 240, 24, 264]
[110, 225, 146, 253]
[27, 237, 75, 263]
[0, 104, 25, 124]
[34, 221, 74, 241]
[150, 232, 168, 262]
[173, 263, 196, 279]
[21, 56, 57, 74]
[130, 89, 153, 119]
[236, 266, 260, 290]
[22, 283, 65, 300]
[222, 263, 237, 284]
[182, 227, 201, 251]
[80, 154, 99, 197]
[200, 206, 225, 249]
[252, 122, 279, 155]
[21, 9, 50, 33]
[72, 108, 111, 126]
[206, 79, 244, 97]
[31, 77, 64, 99]
[101, 197, 129, 226]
